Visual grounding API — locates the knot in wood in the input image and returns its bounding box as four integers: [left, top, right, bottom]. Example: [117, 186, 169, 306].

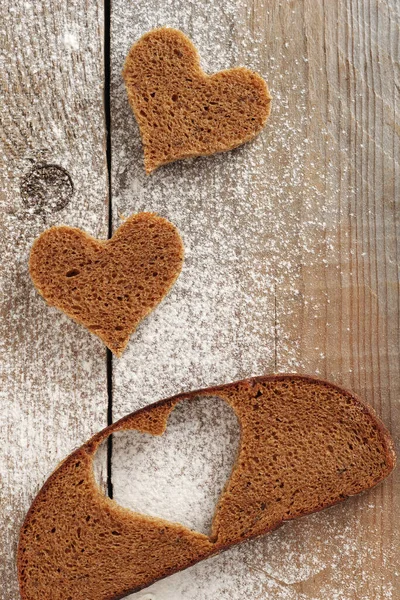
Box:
[20, 164, 73, 213]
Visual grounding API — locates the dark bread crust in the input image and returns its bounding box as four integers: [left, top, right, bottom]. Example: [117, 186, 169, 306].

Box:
[123, 28, 272, 173]
[18, 375, 396, 600]
[29, 213, 184, 356]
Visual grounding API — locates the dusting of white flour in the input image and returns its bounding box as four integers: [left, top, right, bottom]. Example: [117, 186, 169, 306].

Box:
[95, 396, 240, 535]
[0, 0, 397, 599]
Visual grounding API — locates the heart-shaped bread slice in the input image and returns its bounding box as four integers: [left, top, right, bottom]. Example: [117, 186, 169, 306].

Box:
[18, 375, 395, 600]
[29, 213, 184, 356]
[123, 28, 272, 173]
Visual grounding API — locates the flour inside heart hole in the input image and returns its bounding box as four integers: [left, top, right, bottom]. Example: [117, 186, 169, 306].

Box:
[93, 397, 240, 536]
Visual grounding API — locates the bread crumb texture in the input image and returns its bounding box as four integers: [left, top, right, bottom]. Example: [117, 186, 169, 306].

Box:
[123, 28, 272, 173]
[28, 213, 184, 356]
[18, 375, 395, 600]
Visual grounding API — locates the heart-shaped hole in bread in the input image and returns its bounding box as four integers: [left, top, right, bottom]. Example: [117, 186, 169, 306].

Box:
[94, 397, 240, 536]
[123, 28, 272, 173]
[29, 213, 184, 356]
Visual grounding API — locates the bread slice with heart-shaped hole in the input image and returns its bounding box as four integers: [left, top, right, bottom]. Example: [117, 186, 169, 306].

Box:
[123, 28, 272, 173]
[18, 375, 395, 600]
[29, 213, 184, 356]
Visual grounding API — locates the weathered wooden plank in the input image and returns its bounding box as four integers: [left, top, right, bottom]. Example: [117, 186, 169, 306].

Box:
[0, 2, 108, 599]
[109, 0, 399, 599]
[290, 1, 400, 597]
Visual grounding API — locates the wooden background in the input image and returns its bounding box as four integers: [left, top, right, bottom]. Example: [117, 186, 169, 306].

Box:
[1, 0, 399, 599]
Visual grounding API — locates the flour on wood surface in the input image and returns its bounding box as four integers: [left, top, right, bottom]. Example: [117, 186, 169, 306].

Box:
[109, 0, 399, 598]
[94, 397, 240, 534]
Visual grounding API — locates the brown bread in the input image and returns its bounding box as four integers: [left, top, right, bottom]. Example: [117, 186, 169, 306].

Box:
[18, 375, 395, 600]
[29, 213, 184, 356]
[123, 28, 272, 173]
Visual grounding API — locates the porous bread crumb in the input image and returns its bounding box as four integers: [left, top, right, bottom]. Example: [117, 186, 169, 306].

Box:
[29, 213, 184, 356]
[123, 28, 271, 173]
[18, 375, 395, 600]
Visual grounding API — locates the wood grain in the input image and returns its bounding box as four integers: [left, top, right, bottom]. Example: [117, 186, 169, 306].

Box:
[1, 0, 398, 599]
[110, 1, 399, 599]
[0, 2, 108, 599]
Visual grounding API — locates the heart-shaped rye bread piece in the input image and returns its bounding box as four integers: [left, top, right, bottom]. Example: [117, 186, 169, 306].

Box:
[29, 213, 184, 356]
[123, 28, 272, 173]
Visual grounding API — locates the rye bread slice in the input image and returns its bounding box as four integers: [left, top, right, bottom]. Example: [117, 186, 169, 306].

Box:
[123, 28, 272, 173]
[29, 213, 184, 357]
[18, 375, 396, 600]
